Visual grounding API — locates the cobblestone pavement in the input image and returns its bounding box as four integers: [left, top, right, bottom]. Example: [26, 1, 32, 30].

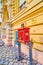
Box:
[0, 46, 42, 65]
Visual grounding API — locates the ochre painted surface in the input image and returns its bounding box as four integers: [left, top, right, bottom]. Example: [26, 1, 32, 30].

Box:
[0, 0, 43, 64]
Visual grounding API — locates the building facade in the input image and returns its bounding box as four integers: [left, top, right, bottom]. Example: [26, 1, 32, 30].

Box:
[0, 0, 43, 64]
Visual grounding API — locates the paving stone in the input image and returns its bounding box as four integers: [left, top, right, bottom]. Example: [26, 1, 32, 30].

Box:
[9, 59, 13, 62]
[13, 63, 18, 65]
[8, 62, 13, 65]
[3, 61, 9, 65]
[36, 63, 42, 65]
[24, 63, 27, 65]
[27, 60, 29, 65]
[4, 58, 9, 62]
[18, 61, 23, 65]
[0, 60, 4, 64]
[22, 59, 27, 63]
[0, 46, 41, 65]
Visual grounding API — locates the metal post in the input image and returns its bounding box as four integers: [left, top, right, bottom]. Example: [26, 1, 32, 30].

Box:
[28, 42, 33, 65]
[18, 42, 23, 61]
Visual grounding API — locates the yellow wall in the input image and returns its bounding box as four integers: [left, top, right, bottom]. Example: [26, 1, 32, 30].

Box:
[26, 0, 42, 7]
[12, 12, 43, 51]
[1, 0, 9, 27]
[12, 6, 43, 64]
[11, 0, 19, 18]
[1, 0, 42, 53]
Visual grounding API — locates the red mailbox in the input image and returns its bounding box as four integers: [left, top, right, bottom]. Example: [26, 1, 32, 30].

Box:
[18, 28, 30, 44]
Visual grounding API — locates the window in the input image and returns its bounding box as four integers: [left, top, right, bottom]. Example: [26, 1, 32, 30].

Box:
[20, 0, 26, 9]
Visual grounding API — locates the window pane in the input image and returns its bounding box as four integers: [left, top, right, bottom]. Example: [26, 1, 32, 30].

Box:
[20, 0, 25, 6]
[20, 0, 26, 9]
